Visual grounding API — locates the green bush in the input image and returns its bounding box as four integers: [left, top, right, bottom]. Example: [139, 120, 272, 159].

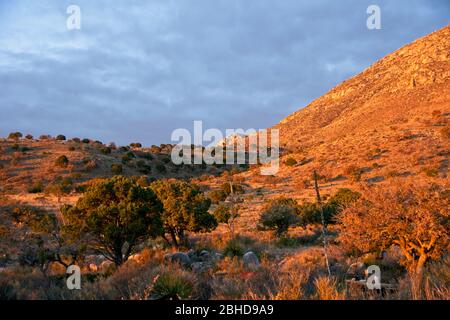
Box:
[258, 202, 298, 237]
[155, 163, 166, 173]
[28, 181, 44, 194]
[422, 167, 439, 177]
[151, 270, 194, 299]
[111, 163, 123, 175]
[8, 132, 22, 141]
[208, 189, 228, 204]
[100, 146, 111, 155]
[55, 155, 69, 168]
[130, 142, 142, 148]
[56, 135, 66, 141]
[284, 157, 297, 166]
[223, 239, 244, 257]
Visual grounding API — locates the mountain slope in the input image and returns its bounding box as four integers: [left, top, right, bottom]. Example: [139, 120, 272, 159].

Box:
[275, 25, 450, 152]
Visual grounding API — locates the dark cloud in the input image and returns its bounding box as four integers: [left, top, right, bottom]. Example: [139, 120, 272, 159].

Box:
[0, 0, 448, 145]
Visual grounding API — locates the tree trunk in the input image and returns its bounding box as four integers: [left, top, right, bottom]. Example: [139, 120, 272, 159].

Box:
[169, 228, 178, 248]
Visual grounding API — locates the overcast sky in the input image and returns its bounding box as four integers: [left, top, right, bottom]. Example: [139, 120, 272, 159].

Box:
[0, 0, 448, 146]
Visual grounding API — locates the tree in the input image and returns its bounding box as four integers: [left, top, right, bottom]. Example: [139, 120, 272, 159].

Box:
[337, 183, 449, 282]
[258, 199, 298, 237]
[150, 180, 217, 247]
[56, 135, 66, 141]
[12, 206, 82, 273]
[61, 176, 164, 266]
[8, 132, 22, 141]
[111, 163, 123, 175]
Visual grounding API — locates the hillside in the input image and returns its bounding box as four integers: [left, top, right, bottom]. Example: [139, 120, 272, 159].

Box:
[0, 25, 449, 301]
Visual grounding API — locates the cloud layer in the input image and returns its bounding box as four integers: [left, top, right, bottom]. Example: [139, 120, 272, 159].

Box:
[0, 0, 448, 145]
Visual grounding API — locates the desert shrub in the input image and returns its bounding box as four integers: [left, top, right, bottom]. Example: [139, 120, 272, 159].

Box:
[55, 155, 69, 168]
[258, 202, 298, 237]
[11, 144, 19, 151]
[140, 153, 153, 160]
[421, 166, 439, 177]
[108, 142, 117, 150]
[56, 135, 66, 141]
[223, 239, 244, 257]
[284, 157, 297, 167]
[208, 189, 228, 204]
[84, 159, 98, 172]
[297, 202, 321, 226]
[82, 138, 90, 144]
[155, 163, 166, 173]
[111, 163, 123, 175]
[68, 146, 76, 151]
[45, 181, 72, 198]
[313, 276, 345, 300]
[121, 151, 135, 164]
[25, 134, 33, 140]
[214, 204, 232, 224]
[39, 135, 51, 140]
[28, 181, 44, 194]
[220, 182, 244, 195]
[161, 157, 171, 164]
[130, 143, 142, 148]
[277, 236, 302, 248]
[344, 165, 363, 182]
[72, 137, 81, 143]
[61, 176, 164, 266]
[324, 188, 361, 222]
[8, 132, 22, 141]
[149, 267, 195, 300]
[100, 146, 111, 155]
[214, 203, 239, 235]
[150, 145, 162, 153]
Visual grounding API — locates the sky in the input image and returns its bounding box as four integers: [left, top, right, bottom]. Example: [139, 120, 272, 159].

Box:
[0, 0, 448, 146]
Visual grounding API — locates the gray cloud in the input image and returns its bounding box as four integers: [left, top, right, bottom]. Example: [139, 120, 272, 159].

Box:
[0, 0, 448, 145]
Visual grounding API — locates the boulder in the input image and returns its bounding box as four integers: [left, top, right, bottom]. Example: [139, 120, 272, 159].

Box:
[88, 263, 98, 272]
[164, 252, 192, 267]
[100, 260, 114, 270]
[243, 251, 260, 269]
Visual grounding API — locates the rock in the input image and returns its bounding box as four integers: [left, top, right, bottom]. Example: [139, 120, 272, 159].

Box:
[191, 262, 206, 273]
[214, 253, 224, 260]
[243, 251, 260, 269]
[164, 252, 192, 267]
[199, 250, 210, 261]
[100, 260, 114, 270]
[88, 263, 98, 272]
